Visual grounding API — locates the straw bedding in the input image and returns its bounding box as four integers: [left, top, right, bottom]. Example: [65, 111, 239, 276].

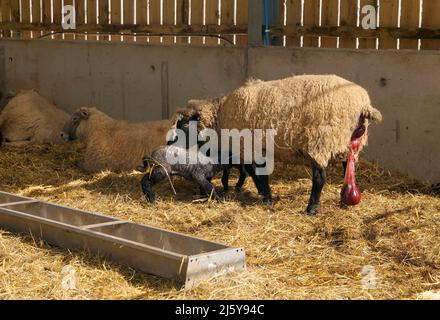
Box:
[0, 142, 439, 300]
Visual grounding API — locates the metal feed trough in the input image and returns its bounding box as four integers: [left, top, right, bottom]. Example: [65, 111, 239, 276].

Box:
[0, 191, 246, 289]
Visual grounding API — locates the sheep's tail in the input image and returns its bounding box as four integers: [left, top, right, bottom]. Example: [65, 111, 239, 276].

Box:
[361, 105, 383, 123]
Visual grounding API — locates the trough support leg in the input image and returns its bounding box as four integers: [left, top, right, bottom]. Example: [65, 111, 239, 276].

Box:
[306, 165, 327, 215]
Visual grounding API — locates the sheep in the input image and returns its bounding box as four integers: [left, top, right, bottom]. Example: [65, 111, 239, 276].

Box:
[171, 74, 383, 214]
[0, 90, 69, 145]
[60, 107, 173, 172]
[139, 145, 262, 203]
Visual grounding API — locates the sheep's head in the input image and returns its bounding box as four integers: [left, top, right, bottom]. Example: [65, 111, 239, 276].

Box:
[167, 99, 220, 147]
[60, 107, 90, 141]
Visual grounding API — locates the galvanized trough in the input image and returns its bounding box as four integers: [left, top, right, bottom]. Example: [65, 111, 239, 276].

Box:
[0, 191, 246, 289]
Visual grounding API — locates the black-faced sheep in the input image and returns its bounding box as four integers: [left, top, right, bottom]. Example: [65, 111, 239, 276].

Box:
[139, 145, 261, 202]
[171, 74, 383, 214]
[0, 90, 69, 145]
[61, 107, 173, 172]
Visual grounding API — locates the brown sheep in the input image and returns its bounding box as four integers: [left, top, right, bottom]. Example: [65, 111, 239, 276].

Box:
[0, 90, 69, 145]
[61, 107, 173, 172]
[171, 74, 383, 214]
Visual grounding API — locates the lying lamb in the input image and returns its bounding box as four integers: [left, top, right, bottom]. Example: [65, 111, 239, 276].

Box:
[0, 90, 69, 145]
[171, 74, 383, 214]
[139, 145, 262, 202]
[61, 107, 173, 172]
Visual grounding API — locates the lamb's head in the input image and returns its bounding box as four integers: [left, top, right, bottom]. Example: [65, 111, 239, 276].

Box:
[60, 107, 90, 141]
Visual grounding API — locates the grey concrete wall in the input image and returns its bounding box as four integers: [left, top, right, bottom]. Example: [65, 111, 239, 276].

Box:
[248, 47, 440, 183]
[0, 39, 439, 183]
[0, 40, 246, 120]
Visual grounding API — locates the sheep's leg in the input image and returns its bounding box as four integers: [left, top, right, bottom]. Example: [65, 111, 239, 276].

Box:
[193, 173, 221, 201]
[244, 164, 263, 194]
[254, 163, 273, 205]
[140, 168, 168, 203]
[306, 165, 327, 215]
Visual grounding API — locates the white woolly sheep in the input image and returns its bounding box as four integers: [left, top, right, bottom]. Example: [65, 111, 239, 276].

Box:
[172, 74, 383, 214]
[0, 90, 69, 145]
[61, 107, 173, 172]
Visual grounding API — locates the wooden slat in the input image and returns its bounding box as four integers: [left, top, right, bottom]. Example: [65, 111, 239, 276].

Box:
[1, 0, 11, 37]
[86, 0, 98, 40]
[42, 0, 51, 24]
[75, 0, 87, 40]
[379, 0, 399, 49]
[99, 0, 110, 40]
[162, 0, 175, 43]
[191, 0, 203, 44]
[148, 0, 161, 43]
[110, 0, 121, 41]
[421, 0, 440, 50]
[302, 0, 320, 47]
[136, 0, 148, 42]
[122, 0, 134, 41]
[21, 0, 31, 38]
[31, 0, 41, 23]
[358, 0, 377, 49]
[176, 0, 189, 43]
[205, 0, 219, 45]
[235, 0, 247, 45]
[321, 0, 339, 48]
[285, 0, 302, 47]
[400, 0, 420, 49]
[339, 0, 357, 48]
[221, 0, 234, 44]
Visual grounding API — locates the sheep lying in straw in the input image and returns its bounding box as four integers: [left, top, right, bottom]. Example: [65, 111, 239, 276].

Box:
[61, 107, 172, 172]
[0, 90, 69, 145]
[172, 74, 383, 214]
[139, 145, 262, 202]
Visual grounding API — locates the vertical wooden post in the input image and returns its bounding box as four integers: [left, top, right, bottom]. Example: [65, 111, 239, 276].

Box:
[339, 0, 357, 48]
[162, 0, 175, 43]
[236, 0, 248, 45]
[248, 0, 264, 46]
[149, 0, 161, 43]
[421, 1, 440, 50]
[400, 0, 419, 50]
[136, 0, 148, 42]
[87, 0, 98, 40]
[285, 0, 302, 47]
[321, 0, 339, 48]
[205, 0, 219, 45]
[99, 0, 110, 40]
[221, 0, 234, 44]
[302, 0, 319, 47]
[378, 0, 398, 49]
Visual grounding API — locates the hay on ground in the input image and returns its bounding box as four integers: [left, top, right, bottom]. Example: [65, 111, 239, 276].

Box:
[0, 142, 439, 300]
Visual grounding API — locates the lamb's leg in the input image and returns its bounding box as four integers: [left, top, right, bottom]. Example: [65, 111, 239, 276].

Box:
[199, 177, 213, 195]
[244, 164, 262, 194]
[141, 167, 168, 203]
[234, 165, 247, 192]
[306, 165, 327, 215]
[221, 168, 230, 192]
[193, 173, 221, 201]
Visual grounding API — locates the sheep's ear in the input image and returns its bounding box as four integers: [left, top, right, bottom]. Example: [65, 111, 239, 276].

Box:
[79, 108, 90, 120]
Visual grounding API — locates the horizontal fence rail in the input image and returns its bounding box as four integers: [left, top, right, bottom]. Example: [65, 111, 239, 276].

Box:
[0, 0, 439, 50]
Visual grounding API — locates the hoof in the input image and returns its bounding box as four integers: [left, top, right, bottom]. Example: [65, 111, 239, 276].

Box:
[262, 197, 274, 206]
[305, 205, 319, 215]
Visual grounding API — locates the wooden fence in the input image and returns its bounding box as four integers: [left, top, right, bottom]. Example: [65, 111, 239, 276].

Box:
[0, 0, 440, 50]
